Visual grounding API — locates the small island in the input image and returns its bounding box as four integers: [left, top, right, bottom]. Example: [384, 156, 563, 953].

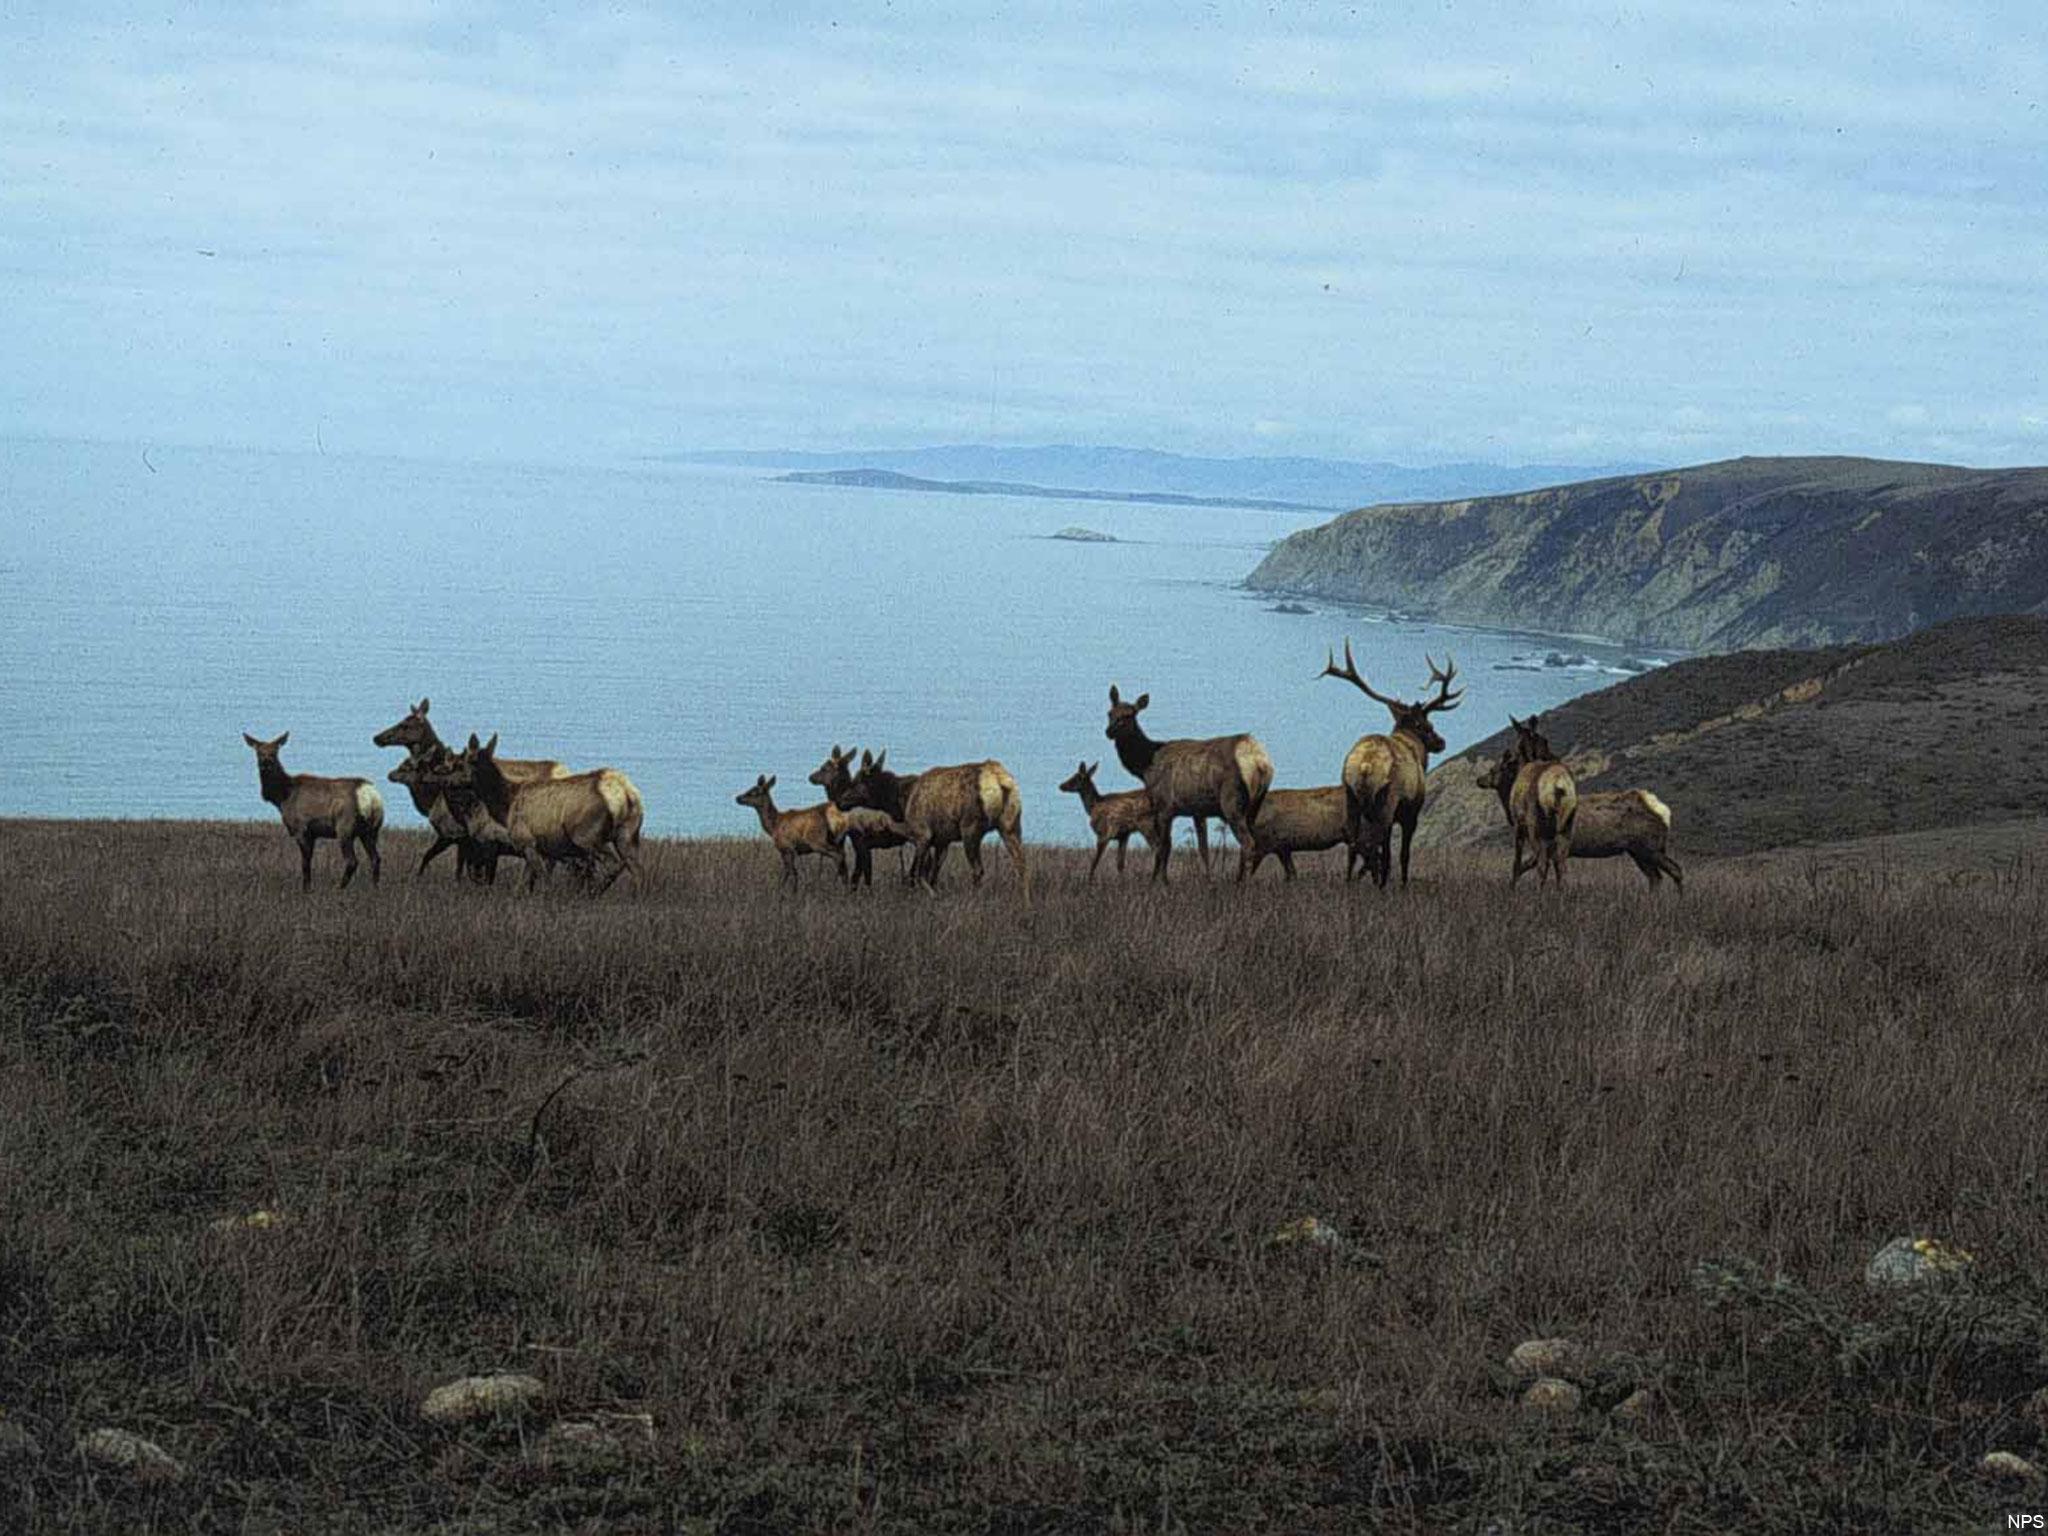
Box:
[1051, 526, 1118, 543]
[1268, 601, 1313, 615]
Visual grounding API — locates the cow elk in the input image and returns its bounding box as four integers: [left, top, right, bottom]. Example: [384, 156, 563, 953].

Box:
[1057, 760, 1158, 880]
[1474, 748, 1577, 887]
[898, 759, 1031, 901]
[242, 731, 385, 891]
[1242, 785, 1373, 883]
[372, 697, 567, 881]
[1103, 685, 1273, 883]
[413, 734, 643, 894]
[1493, 724, 1683, 889]
[809, 743, 916, 887]
[1318, 642, 1462, 889]
[735, 774, 854, 889]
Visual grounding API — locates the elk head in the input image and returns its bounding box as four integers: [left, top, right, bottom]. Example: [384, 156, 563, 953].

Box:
[1319, 641, 1463, 752]
[1058, 761, 1101, 796]
[808, 744, 857, 795]
[373, 697, 435, 750]
[1509, 713, 1556, 763]
[242, 730, 289, 761]
[734, 773, 777, 811]
[1475, 747, 1519, 821]
[1104, 685, 1151, 742]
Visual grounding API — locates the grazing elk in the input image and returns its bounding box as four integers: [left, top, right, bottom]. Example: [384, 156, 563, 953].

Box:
[242, 731, 385, 891]
[371, 698, 567, 881]
[1242, 785, 1373, 883]
[1058, 760, 1158, 881]
[809, 743, 916, 887]
[1318, 643, 1462, 889]
[898, 759, 1031, 900]
[1102, 685, 1273, 883]
[412, 734, 643, 893]
[1474, 748, 1578, 887]
[735, 774, 853, 889]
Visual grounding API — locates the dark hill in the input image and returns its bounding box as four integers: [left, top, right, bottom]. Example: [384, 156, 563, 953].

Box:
[1422, 614, 2048, 858]
[1247, 455, 2048, 651]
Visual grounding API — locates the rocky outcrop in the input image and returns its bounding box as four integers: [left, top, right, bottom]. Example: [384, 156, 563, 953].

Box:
[1247, 456, 2048, 652]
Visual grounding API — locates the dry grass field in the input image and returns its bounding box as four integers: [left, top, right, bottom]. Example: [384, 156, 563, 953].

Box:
[5, 817, 2048, 1533]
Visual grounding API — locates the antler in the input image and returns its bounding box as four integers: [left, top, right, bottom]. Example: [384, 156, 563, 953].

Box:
[1422, 653, 1463, 713]
[1318, 637, 1402, 707]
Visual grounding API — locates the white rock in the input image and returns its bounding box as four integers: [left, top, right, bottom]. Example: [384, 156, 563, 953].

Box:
[420, 1373, 548, 1425]
[1612, 1387, 1657, 1424]
[76, 1428, 185, 1484]
[1865, 1235, 1974, 1290]
[1521, 1377, 1582, 1414]
[1507, 1338, 1583, 1379]
[1980, 1450, 2043, 1482]
[1266, 1215, 1343, 1248]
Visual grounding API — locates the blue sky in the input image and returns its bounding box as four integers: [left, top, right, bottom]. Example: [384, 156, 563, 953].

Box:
[3, 2, 2043, 468]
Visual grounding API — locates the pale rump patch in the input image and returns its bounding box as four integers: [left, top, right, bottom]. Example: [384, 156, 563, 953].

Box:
[1234, 738, 1274, 801]
[1639, 791, 1672, 828]
[1343, 737, 1397, 800]
[354, 783, 385, 828]
[976, 762, 1019, 825]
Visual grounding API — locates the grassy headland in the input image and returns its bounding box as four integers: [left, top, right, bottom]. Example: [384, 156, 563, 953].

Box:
[4, 819, 2046, 1532]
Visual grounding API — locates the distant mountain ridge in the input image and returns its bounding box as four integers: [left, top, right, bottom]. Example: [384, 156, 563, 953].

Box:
[1247, 455, 2048, 651]
[773, 467, 1331, 513]
[665, 444, 1650, 509]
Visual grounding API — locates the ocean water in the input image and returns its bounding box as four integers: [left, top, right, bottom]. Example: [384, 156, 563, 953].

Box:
[0, 437, 1669, 843]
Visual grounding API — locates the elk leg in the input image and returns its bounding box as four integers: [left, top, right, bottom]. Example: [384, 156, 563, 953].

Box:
[1089, 839, 1108, 882]
[297, 831, 317, 892]
[1511, 828, 1529, 885]
[1151, 814, 1173, 884]
[337, 831, 359, 889]
[1397, 811, 1417, 887]
[361, 824, 382, 886]
[418, 833, 459, 878]
[999, 823, 1029, 903]
[963, 835, 986, 886]
[1278, 850, 1296, 881]
[1194, 816, 1211, 874]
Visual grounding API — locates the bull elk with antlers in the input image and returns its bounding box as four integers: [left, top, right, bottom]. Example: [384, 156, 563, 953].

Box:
[1103, 685, 1273, 883]
[1318, 642, 1462, 889]
[242, 731, 385, 891]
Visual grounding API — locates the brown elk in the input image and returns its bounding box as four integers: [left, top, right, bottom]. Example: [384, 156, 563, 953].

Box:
[809, 743, 916, 887]
[1241, 785, 1373, 883]
[372, 698, 567, 881]
[1057, 760, 1158, 880]
[242, 731, 385, 891]
[898, 759, 1030, 900]
[1103, 685, 1273, 883]
[1474, 748, 1577, 886]
[1318, 643, 1462, 889]
[735, 774, 854, 889]
[1498, 722, 1683, 888]
[411, 734, 643, 893]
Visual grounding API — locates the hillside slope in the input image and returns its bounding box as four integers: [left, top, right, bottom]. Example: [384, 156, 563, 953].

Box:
[1420, 614, 2048, 858]
[1247, 456, 2048, 651]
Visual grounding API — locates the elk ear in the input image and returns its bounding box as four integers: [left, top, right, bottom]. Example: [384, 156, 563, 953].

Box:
[243, 732, 260, 748]
[765, 774, 776, 789]
[1088, 760, 1099, 777]
[859, 749, 874, 770]
[480, 733, 499, 759]
[417, 697, 431, 714]
[466, 732, 481, 751]
[275, 731, 289, 747]
[1133, 693, 1149, 712]
[872, 750, 887, 772]
[1109, 684, 1121, 706]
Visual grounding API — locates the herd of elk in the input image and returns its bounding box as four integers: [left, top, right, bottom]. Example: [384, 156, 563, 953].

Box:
[249, 651, 1680, 898]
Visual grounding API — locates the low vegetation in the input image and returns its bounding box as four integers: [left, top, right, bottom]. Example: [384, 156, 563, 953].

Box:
[4, 818, 2047, 1532]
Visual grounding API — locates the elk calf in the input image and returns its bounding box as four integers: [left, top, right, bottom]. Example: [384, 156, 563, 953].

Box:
[1475, 750, 1577, 887]
[372, 697, 567, 882]
[243, 731, 384, 891]
[1057, 761, 1157, 880]
[1242, 785, 1371, 882]
[809, 744, 917, 887]
[390, 749, 518, 885]
[736, 774, 854, 888]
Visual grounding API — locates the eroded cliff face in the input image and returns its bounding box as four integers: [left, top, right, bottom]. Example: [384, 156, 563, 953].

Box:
[1247, 456, 2048, 651]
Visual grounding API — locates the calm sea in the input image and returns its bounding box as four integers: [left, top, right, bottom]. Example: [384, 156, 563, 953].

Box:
[0, 437, 1668, 842]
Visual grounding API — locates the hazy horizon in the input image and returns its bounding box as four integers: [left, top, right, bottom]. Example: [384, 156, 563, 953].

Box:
[5, 5, 2043, 472]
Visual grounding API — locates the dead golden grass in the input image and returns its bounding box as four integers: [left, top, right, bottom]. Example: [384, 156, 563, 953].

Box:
[3, 816, 2046, 1532]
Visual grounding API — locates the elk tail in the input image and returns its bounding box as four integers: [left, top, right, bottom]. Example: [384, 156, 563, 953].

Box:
[1237, 739, 1273, 828]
